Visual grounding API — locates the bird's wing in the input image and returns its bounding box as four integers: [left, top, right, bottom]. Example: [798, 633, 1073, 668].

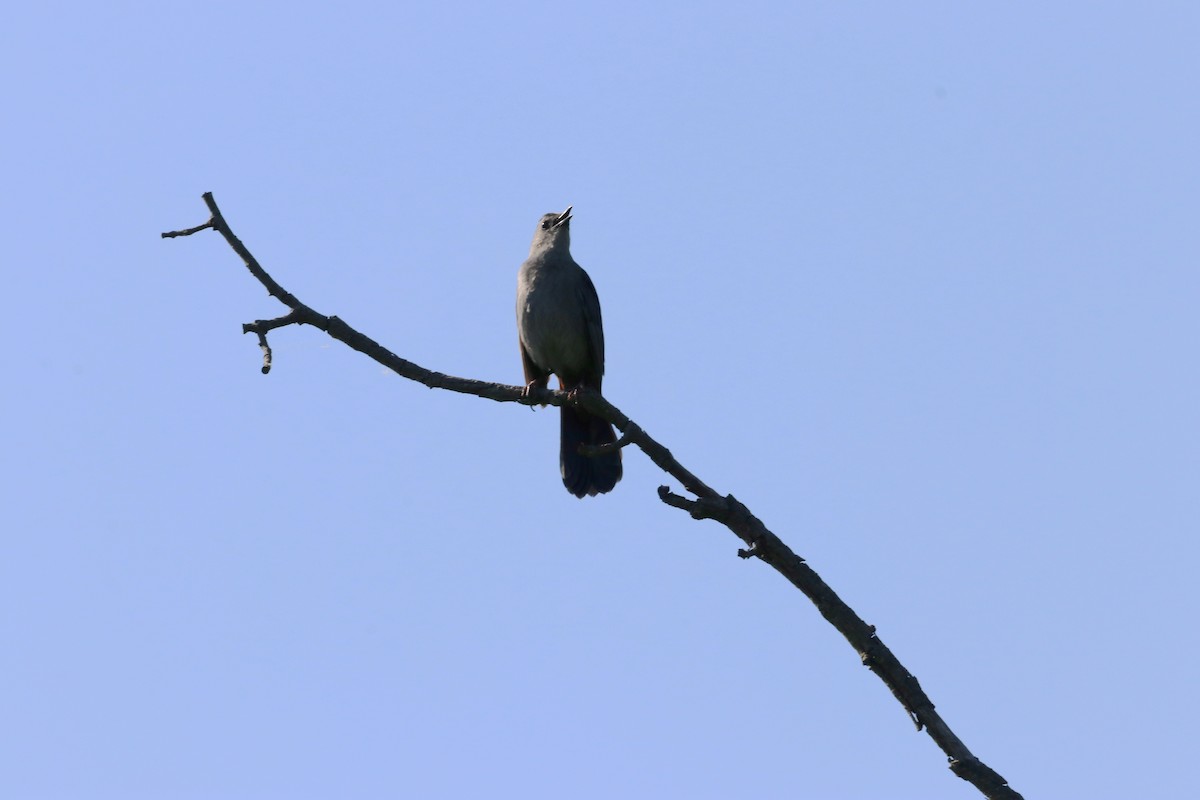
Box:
[577, 265, 606, 387]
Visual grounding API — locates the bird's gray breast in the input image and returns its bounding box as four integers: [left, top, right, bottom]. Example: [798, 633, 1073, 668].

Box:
[517, 259, 591, 381]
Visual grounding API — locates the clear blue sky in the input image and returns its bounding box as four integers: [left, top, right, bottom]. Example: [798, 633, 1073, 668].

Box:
[3, 3, 1197, 798]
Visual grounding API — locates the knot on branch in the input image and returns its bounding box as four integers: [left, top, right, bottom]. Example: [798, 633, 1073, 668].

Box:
[656, 486, 729, 520]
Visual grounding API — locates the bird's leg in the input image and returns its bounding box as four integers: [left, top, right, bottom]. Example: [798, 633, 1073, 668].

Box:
[518, 343, 550, 405]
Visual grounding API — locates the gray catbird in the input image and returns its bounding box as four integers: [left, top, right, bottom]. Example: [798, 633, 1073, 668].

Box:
[516, 206, 622, 498]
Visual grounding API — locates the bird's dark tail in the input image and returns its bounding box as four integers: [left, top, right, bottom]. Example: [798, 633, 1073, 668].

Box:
[560, 406, 623, 498]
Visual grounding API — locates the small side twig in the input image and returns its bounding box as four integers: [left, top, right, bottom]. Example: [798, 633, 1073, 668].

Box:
[254, 331, 272, 374]
[161, 220, 213, 238]
[240, 310, 305, 374]
[579, 421, 642, 457]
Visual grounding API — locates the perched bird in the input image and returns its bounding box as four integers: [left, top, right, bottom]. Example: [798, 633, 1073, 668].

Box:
[516, 206, 622, 497]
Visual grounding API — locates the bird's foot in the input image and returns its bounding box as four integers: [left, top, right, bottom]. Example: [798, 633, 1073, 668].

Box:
[519, 381, 545, 406]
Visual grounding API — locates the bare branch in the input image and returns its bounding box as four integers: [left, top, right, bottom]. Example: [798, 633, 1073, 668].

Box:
[164, 192, 1024, 800]
[161, 220, 213, 238]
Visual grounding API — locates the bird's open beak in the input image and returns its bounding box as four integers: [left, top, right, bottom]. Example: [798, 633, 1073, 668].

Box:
[553, 205, 573, 228]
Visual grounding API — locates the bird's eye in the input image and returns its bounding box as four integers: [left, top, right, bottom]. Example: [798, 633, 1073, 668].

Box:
[541, 220, 552, 230]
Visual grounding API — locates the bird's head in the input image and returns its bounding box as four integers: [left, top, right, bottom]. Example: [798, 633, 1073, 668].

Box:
[529, 206, 573, 253]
